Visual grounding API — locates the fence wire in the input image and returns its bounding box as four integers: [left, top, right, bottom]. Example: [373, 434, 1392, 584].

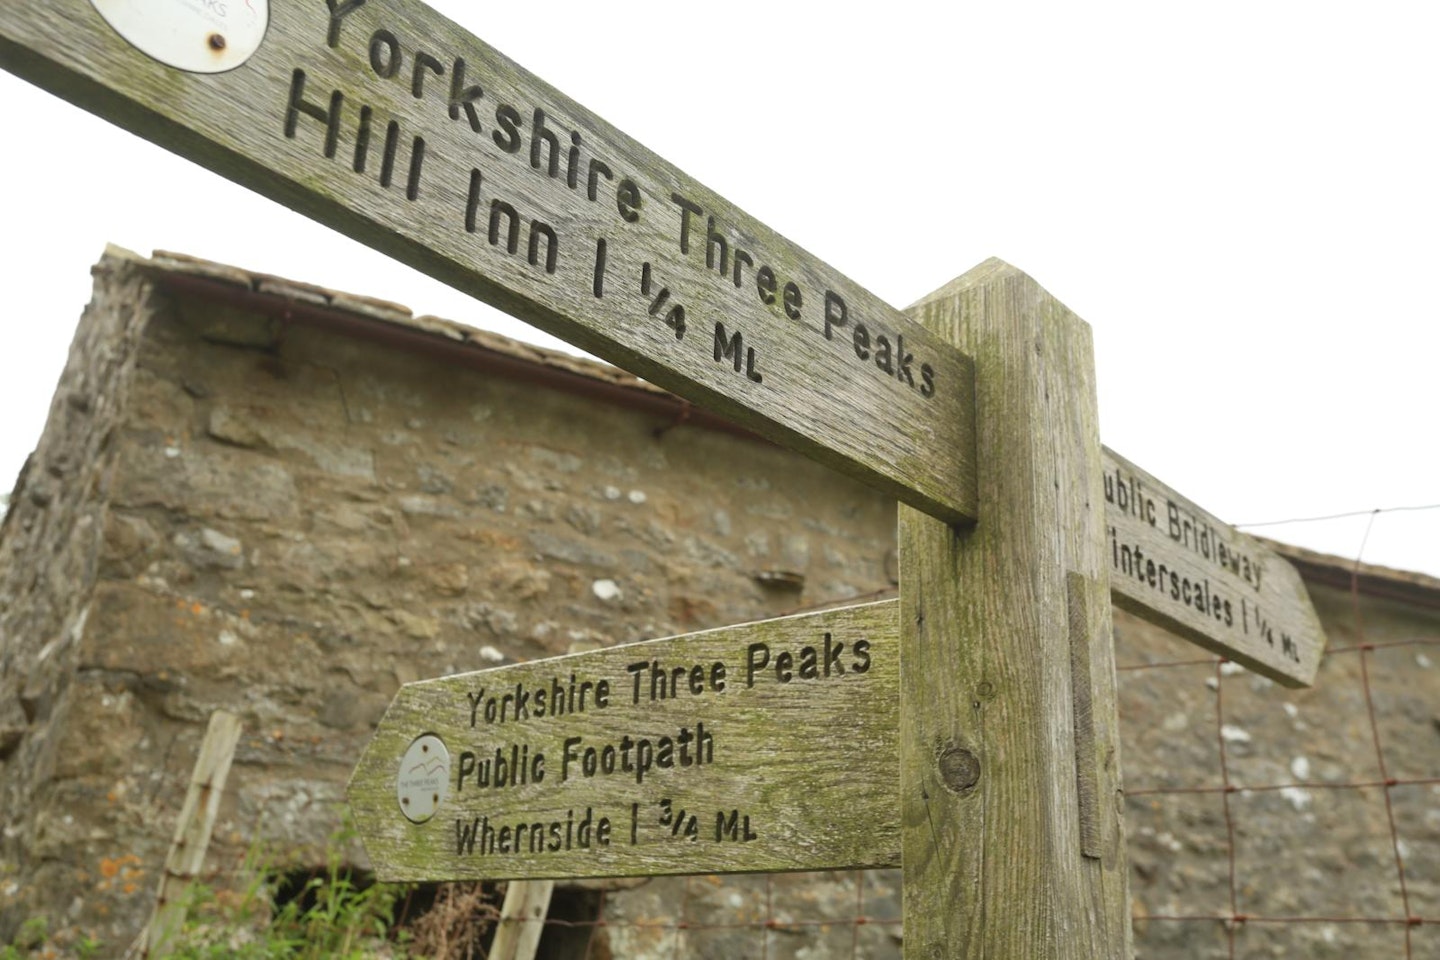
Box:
[1120, 504, 1439, 959]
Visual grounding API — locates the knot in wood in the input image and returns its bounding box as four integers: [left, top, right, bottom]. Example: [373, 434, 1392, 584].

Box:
[937, 742, 980, 794]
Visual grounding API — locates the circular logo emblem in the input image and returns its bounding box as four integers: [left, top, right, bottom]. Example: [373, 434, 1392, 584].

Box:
[89, 0, 268, 73]
[396, 734, 449, 824]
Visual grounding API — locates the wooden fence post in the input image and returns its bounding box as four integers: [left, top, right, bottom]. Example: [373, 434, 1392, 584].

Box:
[142, 710, 243, 959]
[899, 260, 1131, 958]
[488, 880, 555, 960]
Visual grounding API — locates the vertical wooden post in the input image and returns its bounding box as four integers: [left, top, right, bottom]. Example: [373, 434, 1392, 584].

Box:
[488, 880, 555, 960]
[899, 260, 1131, 958]
[144, 710, 243, 958]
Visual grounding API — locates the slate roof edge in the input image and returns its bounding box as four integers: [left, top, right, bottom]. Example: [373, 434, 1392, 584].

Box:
[1259, 537, 1440, 612]
[112, 245, 763, 445]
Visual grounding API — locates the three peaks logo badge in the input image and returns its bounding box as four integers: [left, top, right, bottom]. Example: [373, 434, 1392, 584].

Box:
[89, 0, 268, 73]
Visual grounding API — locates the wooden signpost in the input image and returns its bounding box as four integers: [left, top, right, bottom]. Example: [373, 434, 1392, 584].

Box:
[1, 2, 1329, 956]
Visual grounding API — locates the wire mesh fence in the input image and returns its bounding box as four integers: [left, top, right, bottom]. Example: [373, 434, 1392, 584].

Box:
[1119, 503, 1440, 959]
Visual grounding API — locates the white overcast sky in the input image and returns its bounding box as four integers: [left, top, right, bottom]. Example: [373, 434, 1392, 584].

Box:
[1, 1, 1435, 577]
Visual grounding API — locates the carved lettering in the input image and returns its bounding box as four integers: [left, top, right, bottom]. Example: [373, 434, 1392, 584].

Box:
[465, 171, 561, 274]
[455, 808, 611, 856]
[284, 70, 428, 200]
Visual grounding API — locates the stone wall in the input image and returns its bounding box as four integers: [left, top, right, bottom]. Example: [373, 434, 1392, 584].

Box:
[1, 252, 1437, 958]
[0, 257, 158, 948]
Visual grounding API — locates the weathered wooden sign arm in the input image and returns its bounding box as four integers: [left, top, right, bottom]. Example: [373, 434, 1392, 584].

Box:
[349, 601, 902, 880]
[0, 0, 977, 525]
[1101, 447, 1325, 686]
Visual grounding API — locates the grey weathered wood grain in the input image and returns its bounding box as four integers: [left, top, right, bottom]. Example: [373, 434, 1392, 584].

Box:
[1102, 447, 1325, 686]
[349, 600, 899, 881]
[0, 0, 976, 524]
[899, 260, 1131, 959]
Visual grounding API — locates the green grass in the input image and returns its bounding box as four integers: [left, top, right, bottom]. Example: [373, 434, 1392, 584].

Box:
[163, 822, 413, 960]
[4, 820, 423, 959]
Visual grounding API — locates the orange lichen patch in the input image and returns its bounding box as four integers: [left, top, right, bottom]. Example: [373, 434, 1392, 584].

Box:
[99, 853, 142, 880]
[271, 729, 285, 741]
[191, 602, 205, 615]
[122, 882, 139, 895]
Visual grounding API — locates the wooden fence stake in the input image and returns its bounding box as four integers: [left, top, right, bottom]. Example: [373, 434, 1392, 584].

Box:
[899, 260, 1131, 958]
[142, 710, 243, 959]
[488, 880, 556, 960]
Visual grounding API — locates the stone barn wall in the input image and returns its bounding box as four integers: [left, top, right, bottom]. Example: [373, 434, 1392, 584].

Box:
[1, 250, 1437, 958]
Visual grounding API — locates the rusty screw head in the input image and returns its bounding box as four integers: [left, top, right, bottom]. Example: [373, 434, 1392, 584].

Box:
[208, 33, 226, 51]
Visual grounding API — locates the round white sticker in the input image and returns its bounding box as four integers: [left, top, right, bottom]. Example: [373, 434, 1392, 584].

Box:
[89, 0, 268, 73]
[396, 734, 449, 825]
